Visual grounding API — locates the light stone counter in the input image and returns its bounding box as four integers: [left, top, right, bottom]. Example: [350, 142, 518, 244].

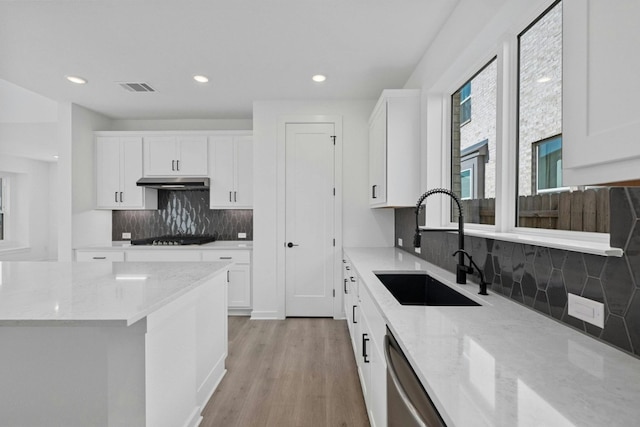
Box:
[344, 247, 640, 427]
[0, 261, 230, 326]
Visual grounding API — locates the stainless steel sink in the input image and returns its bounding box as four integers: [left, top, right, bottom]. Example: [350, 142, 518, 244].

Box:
[375, 273, 480, 306]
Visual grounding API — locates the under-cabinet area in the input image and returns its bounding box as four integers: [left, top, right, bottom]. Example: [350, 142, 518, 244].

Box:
[76, 243, 252, 315]
[344, 247, 640, 427]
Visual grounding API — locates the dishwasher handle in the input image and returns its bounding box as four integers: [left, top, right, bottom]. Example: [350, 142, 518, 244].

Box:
[384, 334, 428, 427]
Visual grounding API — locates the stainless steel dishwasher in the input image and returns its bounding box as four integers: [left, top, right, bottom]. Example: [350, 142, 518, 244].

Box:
[384, 327, 446, 427]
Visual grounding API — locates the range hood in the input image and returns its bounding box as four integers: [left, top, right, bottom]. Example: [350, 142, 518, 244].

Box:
[136, 177, 210, 190]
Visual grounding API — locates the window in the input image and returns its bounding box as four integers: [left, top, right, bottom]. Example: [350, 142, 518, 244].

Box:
[451, 59, 497, 225]
[517, 1, 563, 228]
[460, 168, 473, 200]
[534, 135, 563, 192]
[460, 82, 472, 124]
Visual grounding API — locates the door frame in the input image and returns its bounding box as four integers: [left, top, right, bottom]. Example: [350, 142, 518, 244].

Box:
[276, 115, 343, 319]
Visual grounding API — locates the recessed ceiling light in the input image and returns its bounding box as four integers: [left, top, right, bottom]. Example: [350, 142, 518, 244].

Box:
[193, 75, 209, 83]
[66, 75, 87, 84]
[536, 76, 551, 83]
[312, 74, 327, 83]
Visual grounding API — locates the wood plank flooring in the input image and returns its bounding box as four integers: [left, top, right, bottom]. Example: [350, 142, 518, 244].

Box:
[201, 317, 370, 427]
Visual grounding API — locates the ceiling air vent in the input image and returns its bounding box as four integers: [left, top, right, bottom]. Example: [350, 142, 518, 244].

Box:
[118, 82, 156, 92]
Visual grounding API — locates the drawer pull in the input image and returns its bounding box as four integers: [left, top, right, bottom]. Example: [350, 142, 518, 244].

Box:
[92, 256, 107, 260]
[219, 256, 233, 260]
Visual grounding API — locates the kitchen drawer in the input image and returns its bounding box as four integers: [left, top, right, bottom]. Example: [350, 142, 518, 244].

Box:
[201, 250, 250, 264]
[76, 251, 125, 262]
[126, 250, 202, 262]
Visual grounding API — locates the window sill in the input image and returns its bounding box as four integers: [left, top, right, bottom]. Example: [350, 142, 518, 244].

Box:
[463, 228, 622, 257]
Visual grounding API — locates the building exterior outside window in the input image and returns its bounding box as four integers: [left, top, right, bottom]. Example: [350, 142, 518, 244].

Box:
[518, 1, 562, 197]
[451, 59, 497, 224]
[460, 82, 472, 125]
[534, 135, 563, 192]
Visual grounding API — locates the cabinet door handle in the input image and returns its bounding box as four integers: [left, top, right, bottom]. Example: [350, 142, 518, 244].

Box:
[176, 160, 180, 171]
[372, 184, 377, 199]
[219, 256, 233, 260]
[115, 192, 118, 203]
[172, 160, 175, 171]
[119, 192, 123, 203]
[344, 278, 348, 294]
[352, 305, 357, 324]
[92, 256, 106, 260]
[227, 270, 230, 282]
[363, 333, 370, 363]
[234, 191, 237, 202]
[345, 266, 350, 270]
[229, 191, 233, 202]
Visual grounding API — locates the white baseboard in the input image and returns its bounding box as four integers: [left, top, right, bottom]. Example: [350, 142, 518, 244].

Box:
[250, 310, 280, 320]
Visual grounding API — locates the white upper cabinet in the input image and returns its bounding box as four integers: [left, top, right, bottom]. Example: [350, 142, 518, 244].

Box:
[143, 136, 208, 176]
[209, 135, 253, 209]
[96, 136, 157, 210]
[563, 0, 640, 185]
[369, 89, 421, 207]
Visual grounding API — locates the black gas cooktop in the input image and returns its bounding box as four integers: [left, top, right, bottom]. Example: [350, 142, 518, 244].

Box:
[130, 234, 217, 246]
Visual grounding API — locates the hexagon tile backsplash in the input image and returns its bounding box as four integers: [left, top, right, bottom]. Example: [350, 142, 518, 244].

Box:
[112, 190, 253, 241]
[394, 187, 640, 358]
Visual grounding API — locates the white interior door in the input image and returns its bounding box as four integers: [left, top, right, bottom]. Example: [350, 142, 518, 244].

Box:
[285, 123, 335, 317]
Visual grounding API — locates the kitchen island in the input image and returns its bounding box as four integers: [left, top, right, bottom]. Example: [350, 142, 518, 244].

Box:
[0, 261, 230, 427]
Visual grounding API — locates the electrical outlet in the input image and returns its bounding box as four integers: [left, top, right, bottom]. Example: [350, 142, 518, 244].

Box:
[122, 232, 131, 240]
[568, 293, 604, 328]
[398, 238, 403, 246]
[238, 232, 247, 239]
[414, 247, 421, 254]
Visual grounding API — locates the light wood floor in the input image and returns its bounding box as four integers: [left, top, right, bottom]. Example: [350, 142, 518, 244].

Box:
[201, 317, 370, 427]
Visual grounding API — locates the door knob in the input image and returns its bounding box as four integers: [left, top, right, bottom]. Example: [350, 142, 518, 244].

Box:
[287, 242, 299, 248]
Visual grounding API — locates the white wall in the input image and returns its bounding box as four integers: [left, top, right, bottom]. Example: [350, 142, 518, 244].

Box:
[110, 119, 252, 131]
[0, 155, 55, 260]
[252, 99, 393, 318]
[58, 102, 114, 259]
[71, 104, 114, 249]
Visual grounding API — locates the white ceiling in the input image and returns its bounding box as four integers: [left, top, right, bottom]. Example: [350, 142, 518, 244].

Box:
[0, 0, 459, 120]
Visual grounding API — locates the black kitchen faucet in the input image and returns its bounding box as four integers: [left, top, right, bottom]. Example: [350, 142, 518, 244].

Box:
[413, 188, 488, 295]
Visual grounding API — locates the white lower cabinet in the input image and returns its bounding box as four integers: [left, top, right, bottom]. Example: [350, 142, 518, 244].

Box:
[202, 250, 251, 313]
[76, 250, 125, 262]
[126, 250, 202, 262]
[343, 254, 387, 427]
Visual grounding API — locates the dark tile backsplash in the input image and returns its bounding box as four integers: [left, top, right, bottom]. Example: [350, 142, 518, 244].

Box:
[394, 187, 640, 358]
[112, 190, 253, 241]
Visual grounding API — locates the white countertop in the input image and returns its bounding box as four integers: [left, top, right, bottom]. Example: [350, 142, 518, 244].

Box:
[76, 240, 253, 251]
[344, 247, 640, 427]
[0, 261, 230, 327]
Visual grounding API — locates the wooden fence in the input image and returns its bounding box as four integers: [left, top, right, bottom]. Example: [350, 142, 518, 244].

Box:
[460, 188, 610, 233]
